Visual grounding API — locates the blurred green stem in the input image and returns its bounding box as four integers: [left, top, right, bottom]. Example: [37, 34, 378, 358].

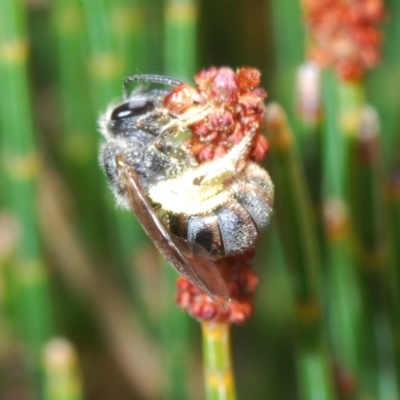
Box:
[266, 103, 336, 400]
[201, 322, 236, 400]
[164, 0, 197, 78]
[43, 338, 83, 400]
[268, 0, 304, 114]
[161, 1, 197, 399]
[294, 62, 324, 247]
[346, 104, 399, 399]
[160, 260, 190, 400]
[52, 0, 106, 255]
[81, 0, 151, 315]
[0, 0, 53, 394]
[322, 73, 363, 399]
[387, 167, 400, 385]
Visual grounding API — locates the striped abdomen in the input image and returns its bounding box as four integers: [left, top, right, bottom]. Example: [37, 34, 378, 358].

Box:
[164, 162, 274, 259]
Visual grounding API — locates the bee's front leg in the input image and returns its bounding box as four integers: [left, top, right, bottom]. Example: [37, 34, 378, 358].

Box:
[100, 140, 132, 208]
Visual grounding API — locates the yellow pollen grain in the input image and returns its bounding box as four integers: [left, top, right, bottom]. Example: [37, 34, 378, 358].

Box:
[1, 40, 29, 63]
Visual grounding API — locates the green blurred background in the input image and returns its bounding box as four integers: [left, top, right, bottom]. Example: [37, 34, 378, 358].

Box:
[0, 0, 400, 399]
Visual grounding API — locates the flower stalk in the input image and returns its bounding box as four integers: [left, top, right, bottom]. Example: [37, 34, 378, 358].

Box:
[168, 66, 271, 398]
[201, 321, 236, 400]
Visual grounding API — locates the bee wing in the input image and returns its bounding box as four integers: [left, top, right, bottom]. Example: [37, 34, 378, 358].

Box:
[120, 162, 230, 306]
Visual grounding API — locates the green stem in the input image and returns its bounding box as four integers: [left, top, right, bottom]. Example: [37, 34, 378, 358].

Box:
[266, 104, 320, 302]
[81, 0, 151, 309]
[266, 103, 336, 400]
[297, 348, 335, 400]
[43, 338, 83, 400]
[387, 167, 400, 386]
[160, 260, 190, 400]
[322, 73, 363, 399]
[82, 0, 122, 109]
[0, 0, 53, 394]
[108, 0, 145, 75]
[322, 73, 398, 399]
[164, 0, 197, 78]
[143, 0, 163, 71]
[201, 322, 236, 400]
[268, 0, 304, 115]
[161, 1, 198, 398]
[294, 62, 324, 246]
[347, 105, 400, 399]
[52, 0, 106, 255]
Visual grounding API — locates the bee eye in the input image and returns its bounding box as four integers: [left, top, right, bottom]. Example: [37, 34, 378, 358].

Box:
[111, 100, 155, 121]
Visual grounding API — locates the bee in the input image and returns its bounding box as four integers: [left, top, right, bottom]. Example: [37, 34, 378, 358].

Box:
[99, 74, 274, 305]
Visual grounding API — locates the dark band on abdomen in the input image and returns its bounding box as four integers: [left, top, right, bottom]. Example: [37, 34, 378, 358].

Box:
[215, 202, 258, 256]
[186, 214, 223, 258]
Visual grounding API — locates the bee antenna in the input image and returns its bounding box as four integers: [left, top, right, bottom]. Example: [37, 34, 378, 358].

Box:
[123, 74, 183, 99]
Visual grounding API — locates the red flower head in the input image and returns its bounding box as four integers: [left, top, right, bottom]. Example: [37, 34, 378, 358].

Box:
[164, 66, 268, 163]
[302, 0, 386, 81]
[163, 67, 270, 324]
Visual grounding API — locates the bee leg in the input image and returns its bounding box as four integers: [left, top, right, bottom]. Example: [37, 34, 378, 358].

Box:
[100, 140, 131, 208]
[134, 109, 185, 150]
[153, 103, 214, 147]
[150, 121, 194, 162]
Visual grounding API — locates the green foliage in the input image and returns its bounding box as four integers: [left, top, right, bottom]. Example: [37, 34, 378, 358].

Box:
[0, 0, 399, 399]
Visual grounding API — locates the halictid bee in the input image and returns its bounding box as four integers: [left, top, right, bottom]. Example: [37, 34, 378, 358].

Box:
[99, 74, 274, 305]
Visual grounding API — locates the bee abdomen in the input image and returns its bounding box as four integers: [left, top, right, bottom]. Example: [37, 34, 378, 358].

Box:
[232, 182, 273, 232]
[167, 162, 274, 259]
[215, 202, 258, 256]
[168, 204, 259, 259]
[232, 163, 274, 231]
[186, 214, 223, 258]
[242, 162, 274, 205]
[167, 213, 224, 258]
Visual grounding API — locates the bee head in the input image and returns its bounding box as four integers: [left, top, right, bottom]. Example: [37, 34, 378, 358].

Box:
[110, 97, 155, 122]
[102, 95, 156, 139]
